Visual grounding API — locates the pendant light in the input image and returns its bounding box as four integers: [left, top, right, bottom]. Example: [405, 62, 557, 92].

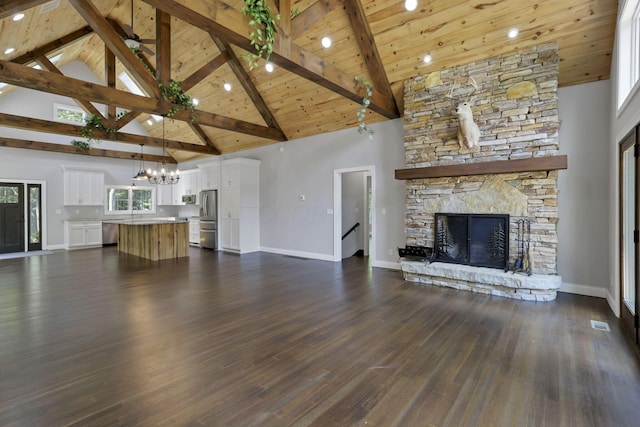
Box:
[148, 118, 180, 184]
[133, 144, 150, 180]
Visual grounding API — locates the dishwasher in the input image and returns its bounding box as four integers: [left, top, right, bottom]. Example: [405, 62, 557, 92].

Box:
[102, 222, 118, 246]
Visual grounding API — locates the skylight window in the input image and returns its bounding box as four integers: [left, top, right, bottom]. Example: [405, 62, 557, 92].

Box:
[118, 71, 162, 122]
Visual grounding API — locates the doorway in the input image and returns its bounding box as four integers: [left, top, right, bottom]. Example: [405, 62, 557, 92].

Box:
[333, 166, 375, 262]
[619, 127, 639, 347]
[0, 182, 44, 254]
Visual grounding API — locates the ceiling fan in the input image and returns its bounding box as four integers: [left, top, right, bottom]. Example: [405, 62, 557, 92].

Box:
[123, 0, 155, 56]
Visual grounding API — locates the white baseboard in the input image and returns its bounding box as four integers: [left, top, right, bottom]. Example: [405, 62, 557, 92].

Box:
[260, 246, 335, 262]
[46, 244, 65, 251]
[373, 260, 402, 270]
[559, 282, 607, 298]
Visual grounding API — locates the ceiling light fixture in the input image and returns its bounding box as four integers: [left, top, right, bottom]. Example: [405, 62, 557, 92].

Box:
[192, 98, 199, 106]
[321, 37, 332, 48]
[146, 119, 153, 126]
[223, 82, 232, 91]
[12, 13, 25, 21]
[265, 62, 274, 73]
[405, 0, 418, 11]
[508, 28, 519, 39]
[4, 48, 15, 55]
[133, 144, 151, 180]
[423, 54, 432, 64]
[148, 118, 180, 185]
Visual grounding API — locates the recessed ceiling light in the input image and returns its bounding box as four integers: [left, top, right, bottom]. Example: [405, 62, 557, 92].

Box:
[146, 119, 153, 126]
[405, 0, 418, 11]
[321, 36, 332, 48]
[265, 62, 274, 73]
[508, 28, 519, 39]
[4, 47, 15, 55]
[223, 82, 232, 91]
[423, 54, 432, 64]
[12, 13, 25, 21]
[192, 98, 199, 106]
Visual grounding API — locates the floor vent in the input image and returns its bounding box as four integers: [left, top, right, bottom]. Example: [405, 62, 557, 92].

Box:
[40, 0, 60, 13]
[590, 320, 610, 332]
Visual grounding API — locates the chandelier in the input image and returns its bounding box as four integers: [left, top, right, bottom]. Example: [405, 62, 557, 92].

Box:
[148, 118, 180, 185]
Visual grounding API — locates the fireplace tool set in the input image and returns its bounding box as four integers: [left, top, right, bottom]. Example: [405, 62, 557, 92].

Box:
[513, 218, 532, 276]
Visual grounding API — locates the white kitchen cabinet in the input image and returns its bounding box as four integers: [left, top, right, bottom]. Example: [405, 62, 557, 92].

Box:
[219, 158, 259, 254]
[64, 220, 102, 249]
[199, 164, 219, 190]
[62, 166, 104, 206]
[156, 184, 173, 206]
[189, 218, 200, 244]
[181, 170, 200, 198]
[172, 178, 185, 206]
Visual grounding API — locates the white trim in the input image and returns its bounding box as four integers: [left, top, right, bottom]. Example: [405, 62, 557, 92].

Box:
[372, 260, 401, 270]
[607, 289, 621, 317]
[559, 282, 607, 298]
[46, 244, 65, 251]
[333, 165, 376, 262]
[260, 246, 334, 262]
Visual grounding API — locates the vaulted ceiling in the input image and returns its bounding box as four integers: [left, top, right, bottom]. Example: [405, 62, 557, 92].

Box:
[0, 0, 617, 163]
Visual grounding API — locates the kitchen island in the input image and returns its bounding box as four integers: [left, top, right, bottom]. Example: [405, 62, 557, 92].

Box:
[110, 219, 189, 261]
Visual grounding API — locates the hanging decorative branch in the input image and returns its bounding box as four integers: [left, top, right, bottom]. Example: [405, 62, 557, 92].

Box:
[354, 77, 374, 138]
[241, 0, 280, 70]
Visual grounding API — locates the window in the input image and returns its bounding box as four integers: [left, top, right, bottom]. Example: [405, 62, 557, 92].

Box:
[105, 186, 156, 215]
[54, 103, 85, 124]
[618, 0, 640, 109]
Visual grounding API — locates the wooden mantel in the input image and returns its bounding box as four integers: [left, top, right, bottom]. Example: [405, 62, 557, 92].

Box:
[395, 155, 568, 180]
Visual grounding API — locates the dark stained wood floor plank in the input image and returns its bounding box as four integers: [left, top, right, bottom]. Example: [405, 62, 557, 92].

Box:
[0, 248, 639, 426]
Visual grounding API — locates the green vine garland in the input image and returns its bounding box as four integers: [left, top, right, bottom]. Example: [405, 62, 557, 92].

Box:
[159, 79, 195, 119]
[241, 0, 280, 70]
[355, 77, 374, 138]
[71, 113, 121, 152]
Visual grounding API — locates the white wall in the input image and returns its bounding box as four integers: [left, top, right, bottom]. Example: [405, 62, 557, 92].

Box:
[182, 119, 407, 268]
[557, 80, 611, 298]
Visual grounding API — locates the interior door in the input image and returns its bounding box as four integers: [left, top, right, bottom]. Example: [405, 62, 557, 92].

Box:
[0, 183, 25, 254]
[620, 128, 639, 346]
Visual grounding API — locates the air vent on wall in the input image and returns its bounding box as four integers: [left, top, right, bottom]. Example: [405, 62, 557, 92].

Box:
[40, 0, 60, 13]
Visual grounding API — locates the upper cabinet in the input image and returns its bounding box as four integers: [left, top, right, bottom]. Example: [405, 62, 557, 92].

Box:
[181, 170, 200, 196]
[62, 166, 104, 206]
[199, 164, 219, 190]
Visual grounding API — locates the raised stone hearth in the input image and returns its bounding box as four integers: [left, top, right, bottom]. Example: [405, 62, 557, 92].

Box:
[401, 260, 561, 301]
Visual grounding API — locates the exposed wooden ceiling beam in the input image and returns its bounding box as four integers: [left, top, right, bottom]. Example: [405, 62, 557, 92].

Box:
[155, 8, 171, 86]
[67, 0, 161, 99]
[181, 51, 230, 92]
[0, 136, 176, 163]
[34, 54, 104, 119]
[141, 0, 399, 119]
[0, 0, 51, 20]
[189, 123, 221, 155]
[0, 60, 287, 141]
[343, 0, 396, 105]
[11, 26, 95, 65]
[0, 112, 218, 155]
[211, 36, 283, 131]
[105, 45, 117, 127]
[291, 0, 344, 39]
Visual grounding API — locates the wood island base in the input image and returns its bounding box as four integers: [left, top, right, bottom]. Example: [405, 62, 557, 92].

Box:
[117, 221, 189, 261]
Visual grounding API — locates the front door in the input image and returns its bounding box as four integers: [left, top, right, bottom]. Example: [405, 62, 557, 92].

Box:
[0, 183, 25, 254]
[620, 129, 639, 347]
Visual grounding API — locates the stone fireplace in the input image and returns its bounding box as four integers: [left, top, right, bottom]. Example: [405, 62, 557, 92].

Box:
[396, 43, 565, 301]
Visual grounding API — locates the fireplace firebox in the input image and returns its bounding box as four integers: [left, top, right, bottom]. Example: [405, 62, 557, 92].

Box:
[434, 213, 509, 270]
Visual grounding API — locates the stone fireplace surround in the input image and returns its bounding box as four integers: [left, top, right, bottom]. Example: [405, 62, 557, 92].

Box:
[397, 43, 564, 301]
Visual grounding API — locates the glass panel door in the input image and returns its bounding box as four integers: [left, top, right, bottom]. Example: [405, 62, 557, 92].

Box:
[620, 129, 639, 346]
[27, 184, 42, 251]
[0, 183, 25, 254]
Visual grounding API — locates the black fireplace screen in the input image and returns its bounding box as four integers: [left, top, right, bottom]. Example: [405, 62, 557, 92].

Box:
[434, 213, 509, 270]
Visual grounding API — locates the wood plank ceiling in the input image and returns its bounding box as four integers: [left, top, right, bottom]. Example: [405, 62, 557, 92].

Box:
[0, 0, 617, 162]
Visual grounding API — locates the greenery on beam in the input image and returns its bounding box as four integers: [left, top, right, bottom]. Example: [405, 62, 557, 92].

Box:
[354, 77, 374, 138]
[241, 0, 280, 70]
[70, 113, 124, 152]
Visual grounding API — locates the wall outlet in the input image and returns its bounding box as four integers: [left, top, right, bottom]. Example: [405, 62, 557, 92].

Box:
[382, 208, 387, 215]
[55, 209, 61, 215]
[327, 209, 333, 215]
[388, 248, 393, 256]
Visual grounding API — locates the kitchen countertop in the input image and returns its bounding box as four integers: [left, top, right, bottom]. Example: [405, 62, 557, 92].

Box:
[104, 217, 189, 225]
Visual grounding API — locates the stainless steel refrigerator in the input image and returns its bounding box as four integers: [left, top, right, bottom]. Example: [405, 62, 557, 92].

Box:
[199, 189, 217, 249]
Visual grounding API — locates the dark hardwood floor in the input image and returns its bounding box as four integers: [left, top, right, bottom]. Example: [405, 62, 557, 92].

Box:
[0, 247, 639, 426]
